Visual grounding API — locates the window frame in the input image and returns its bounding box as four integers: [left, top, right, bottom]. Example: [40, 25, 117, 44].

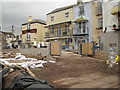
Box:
[65, 12, 69, 18]
[51, 16, 54, 21]
[98, 18, 103, 29]
[26, 33, 31, 40]
[97, 2, 103, 15]
[65, 24, 69, 33]
[51, 27, 54, 35]
[78, 5, 84, 16]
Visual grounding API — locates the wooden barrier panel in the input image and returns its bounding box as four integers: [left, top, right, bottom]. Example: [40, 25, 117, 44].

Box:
[51, 41, 61, 56]
[81, 42, 94, 56]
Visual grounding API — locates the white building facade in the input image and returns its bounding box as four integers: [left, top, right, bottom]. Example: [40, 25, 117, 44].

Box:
[101, 0, 120, 55]
[103, 0, 120, 32]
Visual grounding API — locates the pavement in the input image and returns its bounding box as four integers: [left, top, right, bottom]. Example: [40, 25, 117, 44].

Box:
[31, 51, 119, 88]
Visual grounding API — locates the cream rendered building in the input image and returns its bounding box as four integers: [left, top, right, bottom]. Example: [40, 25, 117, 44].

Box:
[45, 5, 75, 49]
[91, 0, 103, 46]
[22, 16, 46, 48]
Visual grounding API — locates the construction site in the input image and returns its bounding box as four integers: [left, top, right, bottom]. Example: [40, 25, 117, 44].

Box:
[0, 45, 119, 89]
[0, 0, 120, 89]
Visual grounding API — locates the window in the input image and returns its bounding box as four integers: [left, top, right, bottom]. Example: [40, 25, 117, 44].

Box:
[82, 22, 86, 33]
[51, 28, 54, 35]
[97, 2, 103, 15]
[57, 26, 61, 36]
[51, 16, 54, 21]
[26, 33, 31, 40]
[27, 24, 30, 30]
[78, 22, 81, 33]
[98, 18, 103, 28]
[82, 40, 85, 43]
[65, 12, 69, 18]
[65, 25, 69, 32]
[78, 5, 84, 16]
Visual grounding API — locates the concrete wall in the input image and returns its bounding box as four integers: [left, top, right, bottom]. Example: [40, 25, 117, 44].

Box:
[3, 49, 19, 53]
[118, 31, 120, 55]
[101, 31, 120, 55]
[19, 43, 51, 59]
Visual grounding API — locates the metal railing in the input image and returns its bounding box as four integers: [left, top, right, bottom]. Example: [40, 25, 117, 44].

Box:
[72, 27, 89, 35]
[45, 28, 72, 38]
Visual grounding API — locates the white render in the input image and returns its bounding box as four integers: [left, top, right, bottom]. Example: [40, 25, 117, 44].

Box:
[103, 0, 120, 32]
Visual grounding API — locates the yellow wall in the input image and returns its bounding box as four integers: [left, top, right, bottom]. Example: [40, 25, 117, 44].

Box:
[46, 7, 74, 47]
[92, 1, 103, 44]
[22, 23, 45, 45]
[47, 8, 74, 25]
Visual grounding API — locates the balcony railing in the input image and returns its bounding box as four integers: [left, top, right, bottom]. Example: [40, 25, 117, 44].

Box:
[72, 27, 89, 35]
[45, 28, 72, 38]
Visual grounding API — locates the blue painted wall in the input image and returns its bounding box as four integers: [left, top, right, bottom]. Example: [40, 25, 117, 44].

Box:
[73, 2, 92, 42]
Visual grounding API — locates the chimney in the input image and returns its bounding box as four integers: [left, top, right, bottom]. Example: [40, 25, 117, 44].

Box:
[12, 25, 14, 33]
[27, 16, 32, 22]
[77, 0, 83, 4]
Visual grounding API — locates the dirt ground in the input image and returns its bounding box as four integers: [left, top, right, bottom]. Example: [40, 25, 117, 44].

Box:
[30, 51, 119, 88]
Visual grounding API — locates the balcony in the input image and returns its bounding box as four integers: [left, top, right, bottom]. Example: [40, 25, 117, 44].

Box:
[72, 27, 89, 36]
[45, 28, 72, 38]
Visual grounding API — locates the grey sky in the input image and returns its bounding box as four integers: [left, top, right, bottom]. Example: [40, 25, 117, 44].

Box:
[0, 0, 91, 35]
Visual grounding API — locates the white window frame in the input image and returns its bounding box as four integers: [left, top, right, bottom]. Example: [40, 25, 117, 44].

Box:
[26, 33, 31, 40]
[57, 26, 61, 36]
[97, 2, 102, 15]
[50, 28, 54, 35]
[65, 24, 69, 33]
[78, 5, 84, 16]
[98, 18, 103, 28]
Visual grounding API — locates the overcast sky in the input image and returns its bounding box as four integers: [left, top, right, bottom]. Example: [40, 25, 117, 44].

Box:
[0, 0, 91, 35]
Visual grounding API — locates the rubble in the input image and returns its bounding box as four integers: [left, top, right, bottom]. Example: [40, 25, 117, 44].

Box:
[0, 51, 16, 58]
[0, 52, 56, 69]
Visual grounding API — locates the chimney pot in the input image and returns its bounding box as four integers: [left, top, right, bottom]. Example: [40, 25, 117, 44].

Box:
[27, 16, 32, 22]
